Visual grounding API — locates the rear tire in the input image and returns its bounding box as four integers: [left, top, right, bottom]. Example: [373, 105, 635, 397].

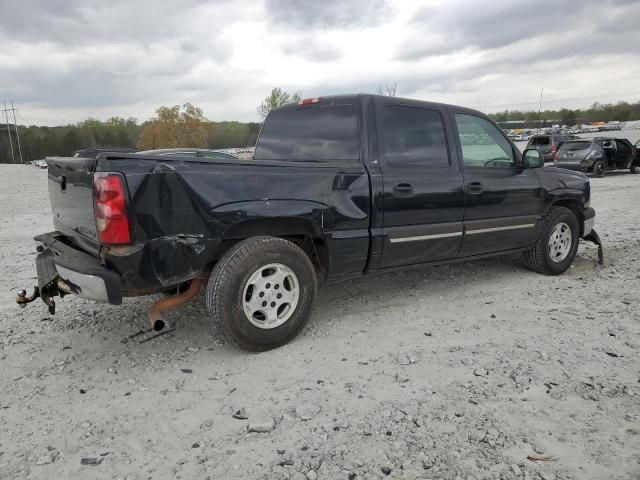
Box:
[206, 236, 317, 351]
[523, 206, 579, 275]
[592, 161, 605, 177]
[630, 164, 640, 174]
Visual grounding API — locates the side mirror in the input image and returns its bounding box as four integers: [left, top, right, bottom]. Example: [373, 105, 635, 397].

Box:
[522, 148, 544, 168]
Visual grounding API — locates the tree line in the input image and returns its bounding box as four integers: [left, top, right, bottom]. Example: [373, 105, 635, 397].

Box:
[0, 105, 261, 164]
[489, 100, 640, 126]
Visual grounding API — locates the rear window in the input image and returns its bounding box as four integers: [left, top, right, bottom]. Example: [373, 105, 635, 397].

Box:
[255, 103, 359, 162]
[560, 141, 591, 151]
[529, 136, 550, 146]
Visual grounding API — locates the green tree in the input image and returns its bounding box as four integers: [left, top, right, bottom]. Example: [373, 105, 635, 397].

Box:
[257, 88, 302, 119]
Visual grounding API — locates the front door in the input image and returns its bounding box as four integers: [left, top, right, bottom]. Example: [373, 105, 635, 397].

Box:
[452, 112, 542, 257]
[377, 103, 465, 268]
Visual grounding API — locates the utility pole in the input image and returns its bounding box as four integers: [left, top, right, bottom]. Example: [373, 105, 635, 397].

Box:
[538, 88, 544, 134]
[2, 100, 15, 163]
[10, 100, 23, 163]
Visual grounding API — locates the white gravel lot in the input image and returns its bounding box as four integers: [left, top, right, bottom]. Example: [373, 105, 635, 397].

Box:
[0, 163, 639, 480]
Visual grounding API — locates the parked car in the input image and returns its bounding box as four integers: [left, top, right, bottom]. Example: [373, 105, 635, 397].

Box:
[526, 134, 579, 163]
[136, 148, 240, 161]
[554, 138, 638, 176]
[33, 159, 48, 168]
[18, 94, 601, 351]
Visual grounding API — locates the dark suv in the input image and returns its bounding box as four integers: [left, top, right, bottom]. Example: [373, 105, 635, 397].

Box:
[554, 137, 638, 177]
[526, 134, 578, 163]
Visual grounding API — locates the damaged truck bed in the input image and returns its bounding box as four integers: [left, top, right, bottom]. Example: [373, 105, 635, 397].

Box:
[17, 94, 603, 351]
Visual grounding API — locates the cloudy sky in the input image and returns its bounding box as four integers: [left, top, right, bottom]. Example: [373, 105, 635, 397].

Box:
[1, 0, 639, 126]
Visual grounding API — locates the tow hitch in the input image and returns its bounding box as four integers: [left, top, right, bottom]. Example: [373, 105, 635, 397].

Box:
[16, 287, 42, 308]
[16, 280, 66, 315]
[583, 229, 604, 265]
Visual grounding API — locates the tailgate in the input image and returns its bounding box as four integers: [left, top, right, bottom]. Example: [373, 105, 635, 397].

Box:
[46, 156, 99, 247]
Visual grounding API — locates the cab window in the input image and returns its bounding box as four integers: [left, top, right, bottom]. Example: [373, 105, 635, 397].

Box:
[381, 106, 449, 167]
[455, 114, 514, 168]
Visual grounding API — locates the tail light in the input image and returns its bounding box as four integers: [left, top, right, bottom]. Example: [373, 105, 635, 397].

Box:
[551, 144, 557, 153]
[94, 173, 131, 244]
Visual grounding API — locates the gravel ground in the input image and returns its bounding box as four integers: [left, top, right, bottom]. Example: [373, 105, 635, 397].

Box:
[0, 164, 639, 480]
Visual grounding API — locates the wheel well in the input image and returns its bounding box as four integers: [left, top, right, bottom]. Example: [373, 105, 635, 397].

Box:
[550, 199, 584, 235]
[212, 218, 329, 280]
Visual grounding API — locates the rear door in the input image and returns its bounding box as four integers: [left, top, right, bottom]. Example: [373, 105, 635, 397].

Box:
[614, 139, 634, 168]
[376, 101, 465, 268]
[451, 111, 542, 257]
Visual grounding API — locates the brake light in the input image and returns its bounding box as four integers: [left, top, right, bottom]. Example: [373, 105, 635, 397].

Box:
[551, 144, 557, 153]
[298, 97, 321, 105]
[94, 173, 131, 244]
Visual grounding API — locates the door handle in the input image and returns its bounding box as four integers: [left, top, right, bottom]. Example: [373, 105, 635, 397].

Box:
[393, 183, 414, 197]
[467, 181, 483, 194]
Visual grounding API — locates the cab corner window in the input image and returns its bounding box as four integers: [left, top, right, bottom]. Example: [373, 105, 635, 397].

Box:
[455, 114, 515, 168]
[382, 106, 449, 167]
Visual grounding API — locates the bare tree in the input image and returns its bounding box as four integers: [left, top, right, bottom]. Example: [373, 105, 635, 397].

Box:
[376, 82, 398, 97]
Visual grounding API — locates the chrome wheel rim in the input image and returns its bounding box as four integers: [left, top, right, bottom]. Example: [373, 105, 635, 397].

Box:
[242, 263, 299, 329]
[548, 222, 572, 263]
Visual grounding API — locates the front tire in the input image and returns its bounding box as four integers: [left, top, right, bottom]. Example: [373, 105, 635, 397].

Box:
[206, 236, 317, 351]
[523, 206, 579, 275]
[592, 160, 605, 177]
[630, 164, 640, 174]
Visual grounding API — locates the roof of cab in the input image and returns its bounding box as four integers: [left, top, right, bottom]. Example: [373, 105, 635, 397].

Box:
[269, 94, 487, 118]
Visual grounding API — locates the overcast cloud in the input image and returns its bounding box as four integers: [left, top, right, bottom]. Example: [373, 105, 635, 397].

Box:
[1, 0, 639, 125]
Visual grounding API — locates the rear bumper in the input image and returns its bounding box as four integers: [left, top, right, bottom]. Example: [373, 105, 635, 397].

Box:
[35, 232, 122, 304]
[582, 207, 595, 237]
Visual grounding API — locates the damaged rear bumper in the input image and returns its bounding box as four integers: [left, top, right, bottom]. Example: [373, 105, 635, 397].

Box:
[24, 232, 122, 309]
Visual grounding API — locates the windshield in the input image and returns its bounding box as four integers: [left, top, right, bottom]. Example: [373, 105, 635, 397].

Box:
[529, 136, 550, 146]
[560, 141, 591, 151]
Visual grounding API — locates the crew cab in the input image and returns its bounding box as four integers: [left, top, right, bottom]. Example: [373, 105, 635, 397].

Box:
[18, 95, 602, 351]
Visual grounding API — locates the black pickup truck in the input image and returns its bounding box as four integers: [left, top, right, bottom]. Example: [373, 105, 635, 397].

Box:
[18, 94, 602, 351]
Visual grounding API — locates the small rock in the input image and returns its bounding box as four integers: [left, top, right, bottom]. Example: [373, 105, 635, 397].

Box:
[348, 473, 357, 480]
[232, 408, 248, 420]
[295, 404, 320, 421]
[381, 466, 392, 475]
[397, 355, 411, 365]
[33, 446, 59, 465]
[80, 457, 103, 466]
[191, 442, 200, 448]
[539, 473, 556, 480]
[248, 417, 275, 433]
[473, 368, 489, 377]
[277, 449, 286, 455]
[180, 368, 193, 374]
[306, 470, 318, 480]
[605, 352, 619, 358]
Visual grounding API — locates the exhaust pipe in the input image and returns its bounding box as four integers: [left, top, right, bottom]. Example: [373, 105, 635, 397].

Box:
[147, 278, 202, 331]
